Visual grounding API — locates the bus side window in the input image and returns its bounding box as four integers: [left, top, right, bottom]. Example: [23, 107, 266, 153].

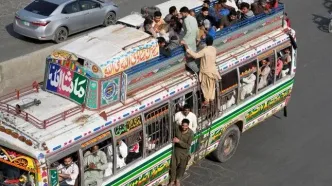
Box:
[52, 152, 81, 186]
[219, 69, 238, 112]
[144, 103, 170, 155]
[82, 132, 113, 183]
[239, 60, 258, 101]
[276, 47, 292, 80]
[113, 115, 144, 169]
[257, 52, 276, 91]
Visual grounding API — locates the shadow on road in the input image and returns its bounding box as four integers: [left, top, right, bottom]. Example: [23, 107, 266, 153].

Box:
[312, 0, 332, 33]
[312, 14, 330, 33]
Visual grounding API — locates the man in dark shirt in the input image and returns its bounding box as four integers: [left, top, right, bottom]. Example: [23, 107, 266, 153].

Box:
[165, 6, 178, 24]
[157, 37, 171, 57]
[196, 7, 216, 28]
[169, 119, 194, 186]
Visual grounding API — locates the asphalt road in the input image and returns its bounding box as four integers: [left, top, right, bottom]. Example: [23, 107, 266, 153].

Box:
[0, 0, 168, 62]
[183, 0, 332, 186]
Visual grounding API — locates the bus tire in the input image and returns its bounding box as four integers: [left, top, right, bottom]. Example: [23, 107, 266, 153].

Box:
[212, 125, 240, 163]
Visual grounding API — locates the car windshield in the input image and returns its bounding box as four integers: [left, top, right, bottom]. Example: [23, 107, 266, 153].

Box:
[24, 0, 58, 17]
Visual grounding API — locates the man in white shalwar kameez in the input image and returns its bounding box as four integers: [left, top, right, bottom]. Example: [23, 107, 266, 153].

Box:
[257, 59, 271, 89]
[104, 140, 128, 177]
[84, 145, 108, 186]
[240, 73, 256, 100]
[221, 91, 236, 110]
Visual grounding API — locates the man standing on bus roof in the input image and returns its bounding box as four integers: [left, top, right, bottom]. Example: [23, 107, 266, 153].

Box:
[57, 156, 79, 186]
[180, 6, 199, 52]
[84, 145, 108, 186]
[169, 119, 194, 186]
[174, 104, 198, 133]
[182, 36, 221, 106]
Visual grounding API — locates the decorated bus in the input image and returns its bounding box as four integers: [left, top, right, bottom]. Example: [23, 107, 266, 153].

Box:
[0, 1, 296, 186]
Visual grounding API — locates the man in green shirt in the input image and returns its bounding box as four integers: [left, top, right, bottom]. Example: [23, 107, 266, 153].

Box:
[169, 119, 194, 186]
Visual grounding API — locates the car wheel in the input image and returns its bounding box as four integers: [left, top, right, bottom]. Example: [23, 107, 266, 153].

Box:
[103, 12, 116, 26]
[54, 27, 68, 43]
[211, 125, 241, 163]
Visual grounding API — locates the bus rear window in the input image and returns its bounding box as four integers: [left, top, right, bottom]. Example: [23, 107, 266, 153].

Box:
[24, 0, 58, 16]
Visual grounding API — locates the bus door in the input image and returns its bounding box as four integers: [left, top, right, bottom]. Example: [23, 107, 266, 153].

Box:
[190, 84, 219, 163]
[169, 90, 199, 162]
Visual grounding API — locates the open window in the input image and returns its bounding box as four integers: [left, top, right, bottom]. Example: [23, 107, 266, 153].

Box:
[113, 115, 144, 170]
[239, 60, 258, 101]
[219, 69, 238, 112]
[144, 103, 170, 155]
[50, 151, 81, 186]
[81, 130, 113, 184]
[276, 46, 292, 80]
[257, 50, 276, 91]
[0, 146, 38, 186]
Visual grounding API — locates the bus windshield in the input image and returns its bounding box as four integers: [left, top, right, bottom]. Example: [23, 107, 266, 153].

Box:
[0, 146, 37, 185]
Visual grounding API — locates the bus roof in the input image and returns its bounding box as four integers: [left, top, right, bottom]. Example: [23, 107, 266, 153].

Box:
[0, 28, 294, 159]
[59, 24, 154, 71]
[117, 0, 205, 28]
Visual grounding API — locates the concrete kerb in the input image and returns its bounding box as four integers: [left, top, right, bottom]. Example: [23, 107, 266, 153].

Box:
[0, 38, 76, 96]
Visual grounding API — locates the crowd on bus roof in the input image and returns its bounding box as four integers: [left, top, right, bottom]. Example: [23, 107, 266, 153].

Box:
[140, 0, 290, 106]
[142, 0, 286, 55]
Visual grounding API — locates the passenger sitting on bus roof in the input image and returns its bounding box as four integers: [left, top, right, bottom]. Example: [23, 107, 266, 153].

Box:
[196, 7, 216, 28]
[57, 156, 79, 186]
[168, 16, 183, 39]
[225, 0, 239, 11]
[218, 9, 238, 30]
[157, 37, 171, 57]
[221, 91, 236, 110]
[165, 6, 178, 24]
[203, 0, 217, 20]
[240, 70, 256, 100]
[169, 119, 194, 186]
[143, 18, 157, 37]
[166, 35, 180, 51]
[251, 0, 271, 15]
[257, 59, 271, 90]
[267, 0, 279, 9]
[175, 104, 198, 133]
[239, 2, 255, 20]
[197, 19, 215, 49]
[276, 57, 283, 78]
[281, 48, 291, 77]
[237, 0, 255, 8]
[180, 6, 199, 52]
[214, 0, 236, 21]
[84, 145, 108, 186]
[152, 11, 166, 34]
[182, 36, 221, 106]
